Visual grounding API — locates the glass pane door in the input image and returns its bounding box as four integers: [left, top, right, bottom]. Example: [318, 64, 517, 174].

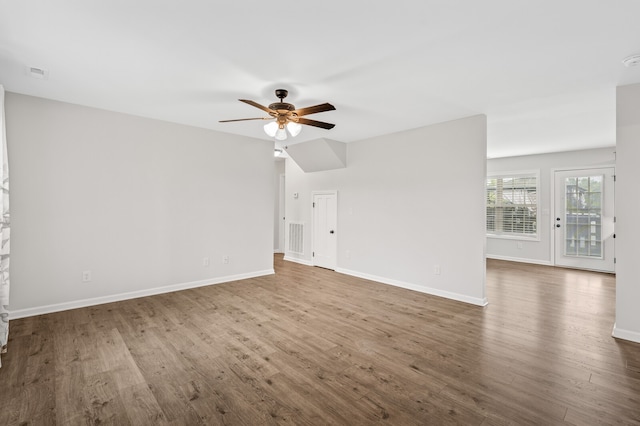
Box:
[564, 175, 603, 259]
[554, 167, 615, 273]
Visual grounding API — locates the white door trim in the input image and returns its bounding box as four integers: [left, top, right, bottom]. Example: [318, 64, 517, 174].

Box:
[277, 173, 285, 253]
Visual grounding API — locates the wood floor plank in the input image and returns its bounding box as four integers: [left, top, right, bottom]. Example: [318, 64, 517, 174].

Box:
[221, 355, 315, 425]
[1, 255, 639, 425]
[119, 382, 168, 425]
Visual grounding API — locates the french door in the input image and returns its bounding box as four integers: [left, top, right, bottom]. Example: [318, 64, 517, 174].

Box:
[554, 168, 615, 272]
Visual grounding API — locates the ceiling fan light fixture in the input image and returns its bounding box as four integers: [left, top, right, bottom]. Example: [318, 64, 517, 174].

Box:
[275, 127, 288, 141]
[287, 121, 302, 137]
[264, 121, 278, 137]
[221, 89, 336, 137]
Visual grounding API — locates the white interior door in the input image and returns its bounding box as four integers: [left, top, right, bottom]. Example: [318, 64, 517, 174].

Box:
[312, 191, 337, 270]
[554, 168, 615, 272]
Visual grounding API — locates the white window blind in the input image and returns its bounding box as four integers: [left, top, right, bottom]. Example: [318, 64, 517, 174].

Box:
[487, 173, 538, 238]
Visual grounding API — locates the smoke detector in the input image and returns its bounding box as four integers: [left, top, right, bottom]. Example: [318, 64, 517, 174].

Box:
[622, 55, 640, 67]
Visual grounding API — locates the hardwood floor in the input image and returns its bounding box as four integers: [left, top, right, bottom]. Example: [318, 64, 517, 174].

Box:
[1, 255, 639, 425]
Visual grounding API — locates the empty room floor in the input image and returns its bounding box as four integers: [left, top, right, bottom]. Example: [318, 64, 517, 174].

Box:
[0, 255, 639, 425]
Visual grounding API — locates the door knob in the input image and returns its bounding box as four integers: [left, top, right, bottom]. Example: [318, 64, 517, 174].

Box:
[556, 224, 561, 228]
[329, 230, 335, 234]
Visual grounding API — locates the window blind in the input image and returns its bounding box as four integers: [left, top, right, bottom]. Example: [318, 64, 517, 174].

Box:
[487, 174, 538, 237]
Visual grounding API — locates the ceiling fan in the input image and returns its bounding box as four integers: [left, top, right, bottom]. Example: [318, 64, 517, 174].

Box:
[219, 89, 336, 140]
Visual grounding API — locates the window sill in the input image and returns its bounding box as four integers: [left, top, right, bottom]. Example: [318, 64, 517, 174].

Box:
[487, 234, 540, 242]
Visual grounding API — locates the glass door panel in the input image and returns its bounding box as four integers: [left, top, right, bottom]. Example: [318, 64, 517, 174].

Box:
[564, 175, 603, 259]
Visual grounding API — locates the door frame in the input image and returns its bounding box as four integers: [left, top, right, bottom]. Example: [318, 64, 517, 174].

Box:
[550, 165, 615, 272]
[278, 173, 285, 253]
[311, 190, 338, 270]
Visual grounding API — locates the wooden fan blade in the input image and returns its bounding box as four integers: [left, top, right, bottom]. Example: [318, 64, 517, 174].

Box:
[219, 117, 272, 123]
[239, 99, 274, 114]
[293, 103, 336, 117]
[297, 117, 335, 130]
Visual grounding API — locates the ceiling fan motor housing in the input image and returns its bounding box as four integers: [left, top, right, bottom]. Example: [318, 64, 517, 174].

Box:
[268, 102, 295, 111]
[219, 88, 335, 131]
[270, 89, 295, 113]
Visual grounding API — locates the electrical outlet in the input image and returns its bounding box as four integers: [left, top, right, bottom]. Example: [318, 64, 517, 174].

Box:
[82, 270, 92, 282]
[517, 242, 524, 249]
[434, 265, 441, 275]
[203, 257, 210, 267]
[222, 255, 229, 264]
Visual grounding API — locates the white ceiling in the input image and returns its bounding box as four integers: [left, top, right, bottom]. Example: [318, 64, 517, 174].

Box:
[2, 1, 640, 158]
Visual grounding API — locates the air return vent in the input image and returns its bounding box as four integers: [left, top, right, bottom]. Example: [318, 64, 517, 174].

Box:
[288, 222, 304, 254]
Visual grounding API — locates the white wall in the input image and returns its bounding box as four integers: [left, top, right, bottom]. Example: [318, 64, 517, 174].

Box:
[614, 83, 640, 343]
[7, 93, 274, 316]
[285, 115, 487, 306]
[486, 147, 615, 265]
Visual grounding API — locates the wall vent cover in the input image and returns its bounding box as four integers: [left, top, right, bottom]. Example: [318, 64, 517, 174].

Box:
[288, 222, 304, 254]
[27, 66, 49, 79]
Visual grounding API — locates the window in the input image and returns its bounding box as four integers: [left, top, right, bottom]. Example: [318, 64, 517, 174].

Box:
[487, 172, 538, 239]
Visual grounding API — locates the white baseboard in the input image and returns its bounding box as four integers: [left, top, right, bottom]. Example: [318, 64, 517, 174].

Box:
[9, 269, 275, 320]
[273, 249, 284, 254]
[612, 323, 640, 344]
[486, 254, 553, 266]
[283, 255, 313, 266]
[335, 267, 488, 307]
